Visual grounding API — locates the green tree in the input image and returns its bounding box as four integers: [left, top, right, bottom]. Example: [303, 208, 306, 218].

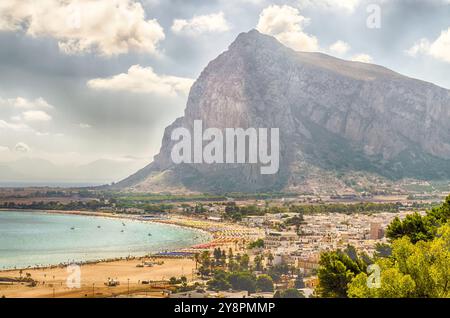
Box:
[374, 243, 392, 258]
[225, 202, 242, 221]
[254, 255, 264, 272]
[213, 248, 224, 266]
[317, 248, 367, 298]
[198, 251, 212, 277]
[256, 275, 274, 292]
[285, 215, 305, 234]
[194, 203, 206, 214]
[207, 270, 231, 291]
[426, 195, 450, 227]
[248, 239, 265, 249]
[348, 262, 416, 298]
[221, 250, 227, 266]
[348, 223, 450, 298]
[228, 272, 257, 293]
[274, 289, 305, 298]
[386, 213, 434, 243]
[239, 254, 250, 271]
[267, 264, 291, 283]
[267, 252, 274, 267]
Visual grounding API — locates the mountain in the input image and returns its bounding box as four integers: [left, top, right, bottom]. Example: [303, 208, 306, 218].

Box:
[0, 158, 147, 185]
[115, 30, 450, 193]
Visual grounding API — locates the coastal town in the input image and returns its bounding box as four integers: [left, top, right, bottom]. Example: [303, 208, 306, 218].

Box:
[1, 184, 447, 298]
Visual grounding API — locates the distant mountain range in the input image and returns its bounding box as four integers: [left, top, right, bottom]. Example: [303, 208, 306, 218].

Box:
[112, 30, 449, 193]
[0, 158, 146, 185]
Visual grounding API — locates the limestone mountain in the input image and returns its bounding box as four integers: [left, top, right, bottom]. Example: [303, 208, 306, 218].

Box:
[115, 30, 450, 193]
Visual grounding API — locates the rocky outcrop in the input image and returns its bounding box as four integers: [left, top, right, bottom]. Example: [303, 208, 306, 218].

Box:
[115, 30, 450, 193]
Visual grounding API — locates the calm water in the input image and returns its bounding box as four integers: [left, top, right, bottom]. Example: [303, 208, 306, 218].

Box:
[0, 211, 209, 270]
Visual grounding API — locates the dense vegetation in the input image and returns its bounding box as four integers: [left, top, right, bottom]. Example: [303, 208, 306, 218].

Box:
[192, 248, 303, 297]
[223, 201, 406, 222]
[273, 289, 305, 298]
[0, 191, 296, 214]
[348, 225, 450, 298]
[289, 202, 402, 214]
[316, 195, 450, 298]
[4, 187, 430, 218]
[0, 200, 174, 213]
[109, 192, 297, 203]
[386, 195, 450, 243]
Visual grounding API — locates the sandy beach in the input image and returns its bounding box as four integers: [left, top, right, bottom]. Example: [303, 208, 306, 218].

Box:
[0, 210, 262, 298]
[0, 257, 196, 298]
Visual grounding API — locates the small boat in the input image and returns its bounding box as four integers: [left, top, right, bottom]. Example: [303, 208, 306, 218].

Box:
[121, 230, 124, 233]
[122, 222, 126, 226]
[148, 233, 152, 236]
[70, 227, 75, 230]
[97, 226, 101, 229]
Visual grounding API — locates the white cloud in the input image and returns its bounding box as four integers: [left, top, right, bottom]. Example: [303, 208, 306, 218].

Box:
[0, 120, 32, 132]
[0, 0, 165, 56]
[0, 97, 54, 110]
[297, 0, 361, 13]
[14, 142, 31, 153]
[171, 12, 230, 36]
[329, 40, 350, 56]
[0, 145, 9, 152]
[87, 65, 194, 97]
[351, 53, 373, 63]
[406, 28, 450, 63]
[79, 123, 92, 129]
[22, 110, 52, 122]
[256, 5, 319, 52]
[0, 96, 54, 136]
[406, 38, 431, 57]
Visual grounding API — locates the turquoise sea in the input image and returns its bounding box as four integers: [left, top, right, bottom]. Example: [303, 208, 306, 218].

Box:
[0, 211, 209, 270]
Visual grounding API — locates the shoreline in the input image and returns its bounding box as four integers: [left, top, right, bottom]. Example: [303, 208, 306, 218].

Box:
[0, 208, 212, 237]
[0, 209, 214, 272]
[0, 257, 197, 298]
[0, 210, 262, 298]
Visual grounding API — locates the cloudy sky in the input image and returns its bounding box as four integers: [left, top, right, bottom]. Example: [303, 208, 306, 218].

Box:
[0, 0, 449, 179]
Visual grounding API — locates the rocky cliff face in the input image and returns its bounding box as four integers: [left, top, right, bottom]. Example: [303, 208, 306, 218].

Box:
[116, 30, 450, 193]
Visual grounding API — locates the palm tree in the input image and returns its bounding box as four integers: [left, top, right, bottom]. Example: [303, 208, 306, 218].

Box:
[194, 253, 200, 270]
[267, 252, 274, 267]
[198, 251, 211, 278]
[254, 255, 263, 272]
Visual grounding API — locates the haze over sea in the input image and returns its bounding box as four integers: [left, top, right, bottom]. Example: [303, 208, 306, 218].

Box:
[0, 211, 208, 270]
